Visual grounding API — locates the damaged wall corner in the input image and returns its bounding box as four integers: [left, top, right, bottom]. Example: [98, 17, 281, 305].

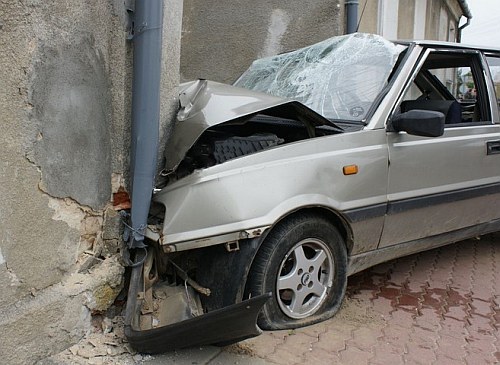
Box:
[0, 0, 156, 363]
[0, 0, 184, 362]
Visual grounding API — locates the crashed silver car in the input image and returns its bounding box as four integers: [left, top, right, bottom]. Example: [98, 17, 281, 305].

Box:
[128, 33, 500, 351]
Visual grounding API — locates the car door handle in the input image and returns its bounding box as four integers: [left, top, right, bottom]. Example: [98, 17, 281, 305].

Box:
[487, 140, 500, 155]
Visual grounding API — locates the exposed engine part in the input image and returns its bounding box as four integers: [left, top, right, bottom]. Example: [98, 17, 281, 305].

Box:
[168, 259, 211, 297]
[140, 250, 159, 318]
[213, 133, 284, 164]
[156, 113, 345, 188]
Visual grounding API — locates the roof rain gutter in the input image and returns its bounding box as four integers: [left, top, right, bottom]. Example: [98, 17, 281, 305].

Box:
[128, 0, 163, 252]
[345, 0, 359, 34]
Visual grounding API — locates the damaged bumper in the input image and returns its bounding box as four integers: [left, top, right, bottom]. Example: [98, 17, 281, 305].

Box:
[125, 293, 271, 353]
[144, 225, 269, 252]
[124, 249, 270, 353]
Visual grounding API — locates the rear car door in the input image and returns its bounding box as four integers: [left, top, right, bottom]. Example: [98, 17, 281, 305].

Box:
[379, 48, 500, 248]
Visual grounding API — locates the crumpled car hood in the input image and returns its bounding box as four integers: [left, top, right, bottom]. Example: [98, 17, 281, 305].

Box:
[163, 79, 337, 172]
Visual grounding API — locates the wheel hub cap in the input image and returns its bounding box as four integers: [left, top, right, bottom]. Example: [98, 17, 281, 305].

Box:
[276, 238, 334, 319]
[300, 273, 311, 285]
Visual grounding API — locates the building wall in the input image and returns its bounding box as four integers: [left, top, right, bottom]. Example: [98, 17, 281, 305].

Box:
[182, 0, 466, 83]
[398, 0, 416, 39]
[180, 0, 344, 84]
[0, 1, 182, 364]
[362, 0, 465, 41]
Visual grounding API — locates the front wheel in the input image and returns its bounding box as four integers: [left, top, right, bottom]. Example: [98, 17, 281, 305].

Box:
[246, 213, 347, 330]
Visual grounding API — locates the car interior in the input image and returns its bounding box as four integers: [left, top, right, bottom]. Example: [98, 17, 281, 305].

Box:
[400, 52, 490, 126]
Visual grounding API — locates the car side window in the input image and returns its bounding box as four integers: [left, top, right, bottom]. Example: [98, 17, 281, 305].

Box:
[399, 51, 490, 126]
[486, 56, 500, 117]
[430, 67, 476, 101]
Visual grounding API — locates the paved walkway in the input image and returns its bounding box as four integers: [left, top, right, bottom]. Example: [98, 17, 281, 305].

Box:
[149, 233, 499, 364]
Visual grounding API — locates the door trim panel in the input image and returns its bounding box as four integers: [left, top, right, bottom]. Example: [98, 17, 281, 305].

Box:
[388, 181, 500, 214]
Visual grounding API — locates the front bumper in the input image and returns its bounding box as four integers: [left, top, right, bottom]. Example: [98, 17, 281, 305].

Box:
[125, 293, 271, 353]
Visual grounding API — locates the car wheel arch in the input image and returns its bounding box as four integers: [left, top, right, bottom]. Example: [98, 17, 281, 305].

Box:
[244, 209, 349, 329]
[263, 206, 354, 254]
[195, 206, 353, 314]
[242, 206, 353, 295]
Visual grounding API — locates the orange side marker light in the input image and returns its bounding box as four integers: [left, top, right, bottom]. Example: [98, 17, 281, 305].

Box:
[343, 165, 358, 175]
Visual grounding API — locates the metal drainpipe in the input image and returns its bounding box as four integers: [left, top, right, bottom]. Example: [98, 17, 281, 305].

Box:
[128, 0, 163, 251]
[457, 16, 471, 43]
[457, 0, 472, 43]
[124, 0, 164, 327]
[345, 0, 359, 34]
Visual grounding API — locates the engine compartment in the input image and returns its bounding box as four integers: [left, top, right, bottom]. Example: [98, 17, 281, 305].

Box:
[158, 113, 343, 187]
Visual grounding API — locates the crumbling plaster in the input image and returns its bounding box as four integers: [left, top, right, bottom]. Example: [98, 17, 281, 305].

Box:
[30, 36, 112, 210]
[0, 257, 124, 365]
[0, 0, 132, 364]
[0, 0, 182, 362]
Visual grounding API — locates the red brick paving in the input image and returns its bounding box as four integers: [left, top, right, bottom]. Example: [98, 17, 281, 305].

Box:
[242, 233, 500, 364]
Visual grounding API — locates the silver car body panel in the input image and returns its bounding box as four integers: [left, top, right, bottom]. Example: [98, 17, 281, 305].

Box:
[152, 128, 389, 255]
[382, 124, 500, 247]
[380, 46, 500, 247]
[149, 36, 500, 273]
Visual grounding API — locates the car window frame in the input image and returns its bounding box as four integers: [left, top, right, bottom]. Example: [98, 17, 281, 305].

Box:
[386, 47, 494, 129]
[482, 52, 500, 123]
[361, 43, 415, 125]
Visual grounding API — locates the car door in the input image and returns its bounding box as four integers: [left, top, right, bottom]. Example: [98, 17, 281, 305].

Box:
[379, 49, 500, 248]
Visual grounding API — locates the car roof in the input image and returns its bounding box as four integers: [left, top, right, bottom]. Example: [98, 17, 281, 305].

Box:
[394, 39, 500, 54]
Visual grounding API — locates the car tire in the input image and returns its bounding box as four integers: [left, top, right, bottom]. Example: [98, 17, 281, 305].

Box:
[246, 213, 347, 330]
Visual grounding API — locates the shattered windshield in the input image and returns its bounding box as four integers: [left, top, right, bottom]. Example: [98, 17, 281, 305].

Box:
[234, 33, 406, 122]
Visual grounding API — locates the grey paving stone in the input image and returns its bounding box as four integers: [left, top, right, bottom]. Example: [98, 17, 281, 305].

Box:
[144, 346, 221, 364]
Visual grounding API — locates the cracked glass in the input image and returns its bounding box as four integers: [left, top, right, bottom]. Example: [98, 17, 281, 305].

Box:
[235, 33, 406, 122]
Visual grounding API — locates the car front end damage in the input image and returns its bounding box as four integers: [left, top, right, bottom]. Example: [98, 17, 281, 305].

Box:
[124, 79, 344, 352]
[125, 33, 406, 352]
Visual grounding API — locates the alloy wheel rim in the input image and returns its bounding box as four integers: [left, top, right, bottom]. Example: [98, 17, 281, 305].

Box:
[276, 238, 334, 319]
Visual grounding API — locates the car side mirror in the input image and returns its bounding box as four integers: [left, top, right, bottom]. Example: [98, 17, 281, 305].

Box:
[389, 110, 445, 137]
